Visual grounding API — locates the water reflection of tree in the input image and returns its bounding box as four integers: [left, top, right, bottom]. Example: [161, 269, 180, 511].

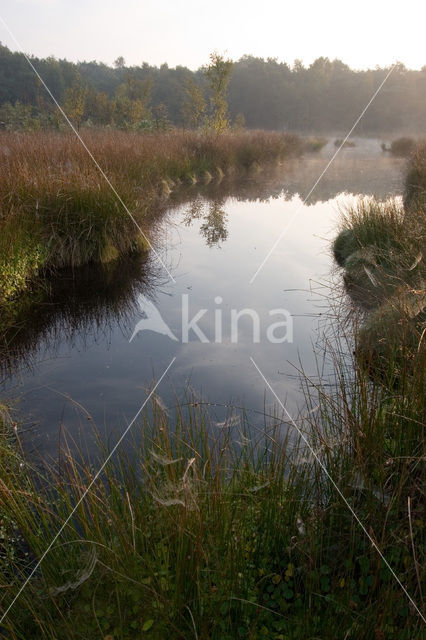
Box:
[183, 198, 228, 247]
[177, 149, 404, 247]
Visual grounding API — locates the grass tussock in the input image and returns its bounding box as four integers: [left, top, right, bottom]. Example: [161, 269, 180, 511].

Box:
[0, 129, 304, 302]
[332, 145, 425, 385]
[333, 197, 424, 305]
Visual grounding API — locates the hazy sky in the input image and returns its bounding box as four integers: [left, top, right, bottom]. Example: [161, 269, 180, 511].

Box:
[1, 0, 425, 70]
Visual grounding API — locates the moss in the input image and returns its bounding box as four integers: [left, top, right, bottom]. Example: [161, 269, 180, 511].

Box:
[0, 243, 47, 302]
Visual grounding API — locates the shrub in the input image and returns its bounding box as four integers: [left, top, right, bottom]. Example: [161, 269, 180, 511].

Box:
[390, 136, 416, 157]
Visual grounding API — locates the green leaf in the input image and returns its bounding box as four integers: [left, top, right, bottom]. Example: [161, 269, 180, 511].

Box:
[142, 619, 154, 632]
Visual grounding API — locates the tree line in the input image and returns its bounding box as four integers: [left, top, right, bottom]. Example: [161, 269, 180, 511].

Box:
[0, 43, 425, 134]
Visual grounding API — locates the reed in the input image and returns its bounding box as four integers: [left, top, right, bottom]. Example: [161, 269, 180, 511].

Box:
[0, 129, 305, 303]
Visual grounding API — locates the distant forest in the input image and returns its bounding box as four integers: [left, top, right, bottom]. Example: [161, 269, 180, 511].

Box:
[1, 44, 425, 134]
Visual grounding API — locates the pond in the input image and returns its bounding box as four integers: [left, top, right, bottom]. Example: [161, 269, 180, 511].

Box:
[1, 139, 405, 458]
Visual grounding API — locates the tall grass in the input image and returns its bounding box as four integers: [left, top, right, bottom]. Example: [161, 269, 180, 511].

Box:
[404, 141, 426, 211]
[0, 361, 423, 638]
[332, 197, 425, 309]
[0, 403, 311, 639]
[322, 152, 425, 638]
[0, 129, 305, 302]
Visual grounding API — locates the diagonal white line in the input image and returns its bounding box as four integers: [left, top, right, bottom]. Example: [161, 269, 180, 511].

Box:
[0, 14, 176, 284]
[250, 356, 425, 623]
[249, 65, 396, 285]
[0, 357, 176, 624]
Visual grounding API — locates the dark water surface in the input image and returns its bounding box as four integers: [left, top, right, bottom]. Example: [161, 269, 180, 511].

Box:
[1, 139, 405, 458]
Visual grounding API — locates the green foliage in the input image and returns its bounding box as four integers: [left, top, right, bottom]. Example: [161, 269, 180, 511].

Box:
[1, 43, 426, 132]
[181, 76, 206, 129]
[112, 72, 153, 129]
[0, 215, 48, 302]
[152, 103, 170, 131]
[83, 86, 113, 125]
[334, 196, 424, 295]
[203, 52, 234, 133]
[0, 100, 57, 130]
[0, 243, 46, 301]
[62, 75, 87, 129]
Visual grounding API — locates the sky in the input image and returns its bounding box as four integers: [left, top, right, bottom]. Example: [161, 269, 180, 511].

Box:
[0, 0, 425, 71]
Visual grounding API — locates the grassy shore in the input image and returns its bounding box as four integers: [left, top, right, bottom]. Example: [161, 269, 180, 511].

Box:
[0, 129, 311, 304]
[0, 144, 424, 638]
[332, 141, 425, 386]
[0, 350, 424, 638]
